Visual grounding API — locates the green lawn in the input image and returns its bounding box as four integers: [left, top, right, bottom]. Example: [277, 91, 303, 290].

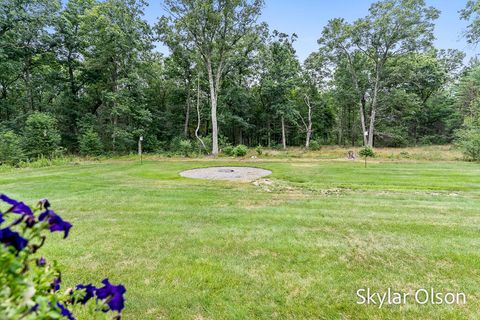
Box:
[1, 159, 480, 319]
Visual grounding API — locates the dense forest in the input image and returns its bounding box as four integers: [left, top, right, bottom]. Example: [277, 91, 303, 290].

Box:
[1, 0, 480, 161]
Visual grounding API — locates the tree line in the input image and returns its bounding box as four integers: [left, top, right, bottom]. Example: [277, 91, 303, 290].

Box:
[1, 0, 480, 162]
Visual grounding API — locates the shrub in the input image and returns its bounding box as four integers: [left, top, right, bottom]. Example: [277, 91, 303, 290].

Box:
[169, 137, 193, 156]
[456, 127, 480, 161]
[308, 140, 321, 151]
[222, 145, 235, 156]
[399, 151, 410, 159]
[178, 139, 193, 157]
[111, 128, 134, 153]
[79, 128, 103, 156]
[255, 145, 263, 155]
[359, 146, 375, 168]
[233, 144, 248, 157]
[169, 136, 182, 151]
[0, 131, 25, 165]
[0, 194, 126, 319]
[24, 113, 61, 159]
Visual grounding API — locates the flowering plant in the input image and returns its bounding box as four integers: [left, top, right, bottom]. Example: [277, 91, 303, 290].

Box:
[0, 194, 126, 319]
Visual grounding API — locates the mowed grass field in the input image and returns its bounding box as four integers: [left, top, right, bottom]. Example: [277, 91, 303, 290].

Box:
[1, 156, 480, 319]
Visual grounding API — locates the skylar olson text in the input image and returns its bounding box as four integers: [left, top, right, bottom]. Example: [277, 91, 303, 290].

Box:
[356, 288, 467, 308]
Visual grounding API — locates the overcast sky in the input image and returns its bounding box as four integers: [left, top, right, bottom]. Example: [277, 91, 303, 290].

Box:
[144, 0, 477, 62]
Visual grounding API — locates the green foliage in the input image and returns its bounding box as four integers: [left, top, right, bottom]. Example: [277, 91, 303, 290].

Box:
[233, 144, 248, 157]
[359, 146, 375, 167]
[460, 0, 480, 44]
[170, 137, 194, 157]
[24, 113, 62, 159]
[0, 0, 473, 158]
[159, 0, 264, 154]
[308, 140, 321, 151]
[456, 127, 480, 161]
[178, 139, 193, 157]
[319, 0, 440, 146]
[0, 195, 125, 319]
[79, 128, 103, 156]
[255, 145, 263, 155]
[359, 146, 375, 158]
[222, 145, 235, 156]
[272, 143, 284, 150]
[0, 131, 25, 165]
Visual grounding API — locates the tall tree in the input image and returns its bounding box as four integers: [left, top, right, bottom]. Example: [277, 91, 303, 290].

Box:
[54, 0, 96, 148]
[461, 0, 480, 45]
[0, 0, 60, 117]
[158, 0, 264, 155]
[318, 0, 439, 146]
[301, 51, 329, 147]
[259, 31, 300, 149]
[81, 0, 152, 151]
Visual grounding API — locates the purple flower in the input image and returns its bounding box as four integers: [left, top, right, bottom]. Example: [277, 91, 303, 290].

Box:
[75, 284, 96, 304]
[51, 274, 62, 291]
[38, 198, 51, 209]
[0, 227, 28, 251]
[37, 257, 46, 266]
[96, 278, 126, 312]
[0, 194, 33, 216]
[0, 213, 4, 225]
[39, 210, 72, 239]
[56, 302, 75, 320]
[25, 215, 36, 228]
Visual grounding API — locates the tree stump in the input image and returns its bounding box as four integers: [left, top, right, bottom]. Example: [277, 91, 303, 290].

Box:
[347, 150, 356, 160]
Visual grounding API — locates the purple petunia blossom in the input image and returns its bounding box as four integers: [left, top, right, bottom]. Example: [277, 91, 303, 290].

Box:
[0, 227, 28, 251]
[51, 274, 62, 291]
[0, 194, 33, 216]
[96, 278, 126, 313]
[37, 257, 46, 266]
[30, 304, 39, 313]
[56, 302, 75, 320]
[39, 210, 72, 239]
[0, 213, 4, 225]
[38, 198, 51, 210]
[75, 284, 96, 304]
[25, 215, 36, 228]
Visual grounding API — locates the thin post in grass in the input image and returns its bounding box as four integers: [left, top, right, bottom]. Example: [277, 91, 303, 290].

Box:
[138, 136, 143, 164]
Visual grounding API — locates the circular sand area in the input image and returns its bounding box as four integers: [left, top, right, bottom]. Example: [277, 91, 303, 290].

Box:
[180, 166, 271, 181]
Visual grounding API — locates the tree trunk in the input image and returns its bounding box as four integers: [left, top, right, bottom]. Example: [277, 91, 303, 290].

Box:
[359, 96, 367, 146]
[111, 59, 118, 152]
[281, 115, 286, 149]
[24, 59, 34, 112]
[306, 129, 312, 148]
[304, 94, 313, 148]
[195, 76, 206, 151]
[267, 118, 271, 147]
[184, 90, 190, 137]
[343, 50, 367, 147]
[67, 51, 77, 100]
[206, 60, 219, 155]
[367, 63, 381, 147]
[338, 110, 343, 146]
[112, 115, 117, 151]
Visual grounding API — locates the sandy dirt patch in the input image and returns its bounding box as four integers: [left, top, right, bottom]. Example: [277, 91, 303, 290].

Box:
[180, 166, 271, 182]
